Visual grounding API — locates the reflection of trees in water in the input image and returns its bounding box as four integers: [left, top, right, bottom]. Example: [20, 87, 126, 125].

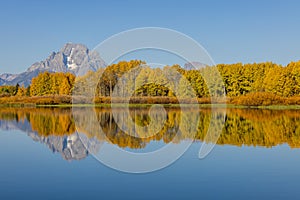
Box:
[1, 107, 300, 148]
[0, 108, 75, 136]
[73, 107, 182, 149]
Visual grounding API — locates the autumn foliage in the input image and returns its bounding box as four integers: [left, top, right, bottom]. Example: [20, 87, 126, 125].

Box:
[2, 60, 300, 105]
[30, 72, 75, 96]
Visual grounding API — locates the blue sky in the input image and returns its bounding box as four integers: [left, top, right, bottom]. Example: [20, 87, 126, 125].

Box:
[0, 0, 300, 73]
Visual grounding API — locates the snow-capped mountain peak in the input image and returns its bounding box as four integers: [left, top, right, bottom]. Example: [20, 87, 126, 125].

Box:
[0, 43, 106, 86]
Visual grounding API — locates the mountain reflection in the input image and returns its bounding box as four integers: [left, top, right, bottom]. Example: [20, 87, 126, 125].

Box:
[1, 107, 300, 161]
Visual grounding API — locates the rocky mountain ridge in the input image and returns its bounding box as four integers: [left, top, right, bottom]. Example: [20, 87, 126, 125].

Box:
[0, 43, 106, 86]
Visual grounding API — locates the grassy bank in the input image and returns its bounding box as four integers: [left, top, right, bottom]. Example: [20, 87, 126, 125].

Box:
[0, 96, 213, 106]
[2, 93, 300, 109]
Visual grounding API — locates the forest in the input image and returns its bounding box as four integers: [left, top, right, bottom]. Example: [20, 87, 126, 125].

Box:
[2, 60, 300, 106]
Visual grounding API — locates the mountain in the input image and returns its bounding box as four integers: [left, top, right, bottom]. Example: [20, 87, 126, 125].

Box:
[0, 119, 95, 161]
[0, 43, 106, 86]
[0, 73, 17, 81]
[184, 62, 207, 70]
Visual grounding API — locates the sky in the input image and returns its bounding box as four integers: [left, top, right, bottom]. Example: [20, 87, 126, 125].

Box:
[0, 0, 300, 74]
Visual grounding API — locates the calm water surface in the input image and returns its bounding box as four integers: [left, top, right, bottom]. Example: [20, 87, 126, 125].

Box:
[1, 107, 300, 199]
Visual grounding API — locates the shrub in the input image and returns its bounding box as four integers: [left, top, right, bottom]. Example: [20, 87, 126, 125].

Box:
[230, 92, 284, 106]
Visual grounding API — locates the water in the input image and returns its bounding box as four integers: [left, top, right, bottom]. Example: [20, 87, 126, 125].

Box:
[1, 107, 300, 199]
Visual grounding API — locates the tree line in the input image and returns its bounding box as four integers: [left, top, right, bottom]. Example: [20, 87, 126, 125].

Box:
[63, 60, 300, 100]
[0, 72, 75, 97]
[2, 60, 300, 105]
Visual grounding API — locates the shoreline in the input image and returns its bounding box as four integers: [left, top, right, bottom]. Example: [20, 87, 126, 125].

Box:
[2, 94, 300, 109]
[1, 102, 300, 110]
